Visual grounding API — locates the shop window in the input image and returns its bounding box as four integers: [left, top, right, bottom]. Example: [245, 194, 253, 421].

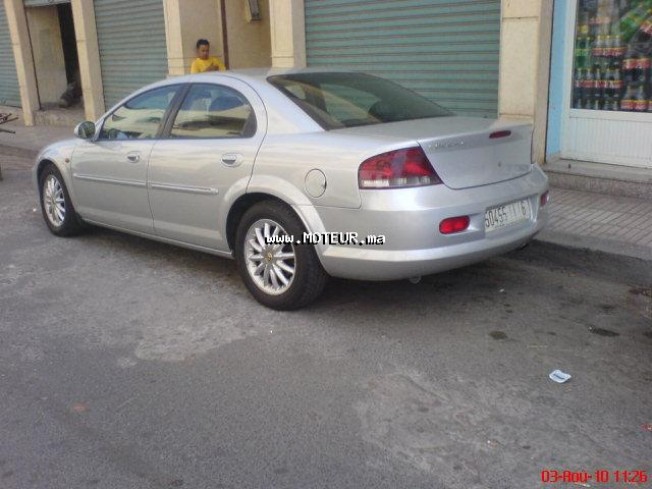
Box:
[572, 0, 652, 112]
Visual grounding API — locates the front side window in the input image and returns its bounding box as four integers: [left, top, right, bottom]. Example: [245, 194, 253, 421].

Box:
[170, 84, 256, 138]
[99, 85, 180, 140]
[268, 72, 452, 130]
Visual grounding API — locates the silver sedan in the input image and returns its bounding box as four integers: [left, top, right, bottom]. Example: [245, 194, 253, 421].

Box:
[34, 69, 549, 309]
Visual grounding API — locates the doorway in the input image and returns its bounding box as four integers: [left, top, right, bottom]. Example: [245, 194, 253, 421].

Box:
[26, 1, 83, 123]
[56, 3, 80, 109]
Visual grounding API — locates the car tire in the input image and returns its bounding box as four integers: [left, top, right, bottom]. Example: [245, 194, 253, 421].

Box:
[39, 164, 83, 237]
[235, 201, 328, 310]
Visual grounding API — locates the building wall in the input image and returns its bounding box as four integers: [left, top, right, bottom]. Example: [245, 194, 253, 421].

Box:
[224, 0, 271, 68]
[4, 0, 39, 125]
[269, 0, 305, 68]
[165, 0, 271, 74]
[4, 0, 274, 124]
[3, 0, 553, 140]
[71, 0, 104, 120]
[165, 0, 223, 76]
[267, 0, 553, 162]
[499, 0, 553, 164]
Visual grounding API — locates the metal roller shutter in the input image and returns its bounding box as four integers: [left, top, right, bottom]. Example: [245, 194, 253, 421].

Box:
[305, 0, 501, 118]
[0, 4, 21, 107]
[95, 0, 167, 109]
[24, 0, 70, 6]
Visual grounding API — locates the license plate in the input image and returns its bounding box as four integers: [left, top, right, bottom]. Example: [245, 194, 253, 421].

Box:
[485, 199, 531, 232]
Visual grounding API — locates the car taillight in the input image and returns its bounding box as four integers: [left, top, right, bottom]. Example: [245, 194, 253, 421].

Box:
[439, 216, 470, 234]
[358, 147, 442, 189]
[540, 191, 549, 207]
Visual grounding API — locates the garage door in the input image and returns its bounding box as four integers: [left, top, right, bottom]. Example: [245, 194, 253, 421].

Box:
[95, 0, 167, 108]
[305, 0, 501, 118]
[0, 4, 21, 107]
[23, 0, 69, 6]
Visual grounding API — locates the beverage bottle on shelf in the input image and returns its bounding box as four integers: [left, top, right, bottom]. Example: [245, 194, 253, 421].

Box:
[575, 37, 582, 67]
[608, 0, 626, 56]
[605, 63, 614, 93]
[633, 83, 648, 111]
[592, 35, 607, 58]
[603, 95, 616, 110]
[584, 37, 593, 65]
[592, 61, 606, 100]
[592, 89, 603, 110]
[605, 61, 620, 98]
[606, 35, 616, 57]
[612, 59, 625, 97]
[622, 48, 639, 82]
[579, 8, 591, 36]
[634, 56, 650, 83]
[575, 37, 589, 68]
[637, 56, 651, 84]
[612, 34, 626, 57]
[582, 67, 595, 102]
[620, 84, 637, 110]
[573, 69, 584, 108]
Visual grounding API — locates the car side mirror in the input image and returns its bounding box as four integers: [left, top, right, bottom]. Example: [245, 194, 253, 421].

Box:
[74, 121, 96, 140]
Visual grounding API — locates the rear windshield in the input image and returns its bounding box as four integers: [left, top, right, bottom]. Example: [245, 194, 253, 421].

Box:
[268, 72, 452, 130]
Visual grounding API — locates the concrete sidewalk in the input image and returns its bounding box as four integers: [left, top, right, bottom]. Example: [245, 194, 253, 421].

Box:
[1, 121, 651, 263]
[537, 188, 652, 262]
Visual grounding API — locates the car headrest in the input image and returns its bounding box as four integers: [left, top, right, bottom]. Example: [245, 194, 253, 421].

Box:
[209, 95, 243, 111]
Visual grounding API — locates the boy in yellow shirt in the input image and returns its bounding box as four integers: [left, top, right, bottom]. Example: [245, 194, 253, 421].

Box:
[191, 39, 226, 73]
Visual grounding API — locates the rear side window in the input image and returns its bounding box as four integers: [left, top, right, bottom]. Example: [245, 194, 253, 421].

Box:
[170, 84, 256, 139]
[268, 72, 451, 130]
[99, 85, 180, 140]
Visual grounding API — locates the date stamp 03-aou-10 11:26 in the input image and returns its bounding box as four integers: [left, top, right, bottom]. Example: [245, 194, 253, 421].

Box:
[541, 469, 648, 486]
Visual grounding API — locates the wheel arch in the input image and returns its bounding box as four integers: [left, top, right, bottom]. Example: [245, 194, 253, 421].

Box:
[35, 158, 61, 195]
[35, 157, 74, 200]
[225, 192, 327, 254]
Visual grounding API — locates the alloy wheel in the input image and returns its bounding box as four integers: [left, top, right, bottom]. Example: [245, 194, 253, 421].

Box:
[243, 219, 296, 295]
[43, 174, 66, 228]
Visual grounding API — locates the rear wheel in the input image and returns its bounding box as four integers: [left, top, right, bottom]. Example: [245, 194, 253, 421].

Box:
[235, 201, 327, 310]
[39, 164, 82, 236]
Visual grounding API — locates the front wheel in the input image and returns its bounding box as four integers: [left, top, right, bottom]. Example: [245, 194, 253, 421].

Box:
[235, 201, 328, 310]
[39, 164, 82, 236]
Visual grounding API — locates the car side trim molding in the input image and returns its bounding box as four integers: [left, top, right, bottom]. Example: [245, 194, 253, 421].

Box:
[149, 182, 219, 195]
[73, 173, 146, 188]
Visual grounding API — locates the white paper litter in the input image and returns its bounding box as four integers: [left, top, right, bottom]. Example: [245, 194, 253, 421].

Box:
[549, 369, 572, 383]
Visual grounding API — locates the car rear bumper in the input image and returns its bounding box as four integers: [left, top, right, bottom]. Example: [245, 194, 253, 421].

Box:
[303, 167, 549, 281]
[317, 219, 545, 280]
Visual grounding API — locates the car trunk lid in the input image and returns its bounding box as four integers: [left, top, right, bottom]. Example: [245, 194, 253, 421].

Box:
[336, 116, 534, 190]
[416, 118, 533, 190]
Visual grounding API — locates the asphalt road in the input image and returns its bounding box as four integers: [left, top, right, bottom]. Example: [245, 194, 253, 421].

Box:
[1, 148, 651, 489]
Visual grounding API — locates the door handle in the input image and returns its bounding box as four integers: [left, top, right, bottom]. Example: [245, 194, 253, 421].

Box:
[126, 152, 141, 163]
[221, 153, 243, 167]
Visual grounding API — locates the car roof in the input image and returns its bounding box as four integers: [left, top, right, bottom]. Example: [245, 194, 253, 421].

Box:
[110, 68, 345, 135]
[153, 67, 355, 88]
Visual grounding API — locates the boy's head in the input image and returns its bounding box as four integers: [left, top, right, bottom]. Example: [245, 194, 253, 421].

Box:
[196, 39, 210, 59]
